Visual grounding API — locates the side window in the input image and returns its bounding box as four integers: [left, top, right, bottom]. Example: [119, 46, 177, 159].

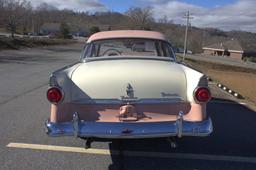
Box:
[155, 41, 162, 56]
[80, 44, 88, 59]
[91, 44, 100, 57]
[160, 42, 170, 57]
[163, 42, 175, 58]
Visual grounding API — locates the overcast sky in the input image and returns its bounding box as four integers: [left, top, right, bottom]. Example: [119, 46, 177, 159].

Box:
[28, 0, 256, 33]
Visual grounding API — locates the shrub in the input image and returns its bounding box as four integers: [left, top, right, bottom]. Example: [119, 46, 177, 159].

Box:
[243, 56, 256, 63]
[0, 37, 76, 50]
[59, 23, 72, 39]
[89, 26, 100, 35]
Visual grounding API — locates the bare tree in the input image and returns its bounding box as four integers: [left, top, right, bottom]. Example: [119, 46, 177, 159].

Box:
[33, 2, 58, 33]
[21, 1, 32, 34]
[158, 15, 173, 24]
[3, 0, 30, 38]
[0, 0, 5, 7]
[125, 7, 154, 30]
[158, 15, 168, 24]
[0, 0, 6, 26]
[36, 2, 57, 11]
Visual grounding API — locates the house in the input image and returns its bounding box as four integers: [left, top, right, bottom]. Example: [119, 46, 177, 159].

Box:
[202, 39, 244, 60]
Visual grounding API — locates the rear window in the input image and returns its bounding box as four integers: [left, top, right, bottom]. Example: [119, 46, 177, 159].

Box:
[82, 38, 175, 59]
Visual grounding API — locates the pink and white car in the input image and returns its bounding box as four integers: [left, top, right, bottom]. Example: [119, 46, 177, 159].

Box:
[45, 30, 212, 144]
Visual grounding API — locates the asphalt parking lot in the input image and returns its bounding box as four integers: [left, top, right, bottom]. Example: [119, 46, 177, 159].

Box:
[0, 44, 256, 170]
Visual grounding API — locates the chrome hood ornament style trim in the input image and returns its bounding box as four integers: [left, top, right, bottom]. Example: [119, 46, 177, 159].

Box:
[121, 83, 138, 102]
[126, 83, 134, 98]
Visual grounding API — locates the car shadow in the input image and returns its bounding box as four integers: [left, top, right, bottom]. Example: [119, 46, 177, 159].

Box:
[107, 98, 256, 170]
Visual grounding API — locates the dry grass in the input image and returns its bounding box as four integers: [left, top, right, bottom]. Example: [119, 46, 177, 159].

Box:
[0, 28, 6, 32]
[0, 37, 76, 50]
[181, 57, 256, 104]
[183, 57, 256, 74]
[207, 70, 256, 103]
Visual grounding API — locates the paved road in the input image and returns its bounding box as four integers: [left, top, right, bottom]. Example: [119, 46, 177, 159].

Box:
[0, 44, 256, 170]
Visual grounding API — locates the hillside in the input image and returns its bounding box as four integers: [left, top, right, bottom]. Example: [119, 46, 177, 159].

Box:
[66, 12, 256, 54]
[1, 1, 256, 54]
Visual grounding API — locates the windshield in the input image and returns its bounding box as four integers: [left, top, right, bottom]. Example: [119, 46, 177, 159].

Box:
[82, 38, 175, 59]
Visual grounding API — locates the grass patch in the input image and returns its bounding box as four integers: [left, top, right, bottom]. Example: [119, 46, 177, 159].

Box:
[0, 28, 6, 32]
[0, 37, 76, 50]
[177, 55, 256, 74]
[178, 55, 256, 106]
[243, 56, 256, 63]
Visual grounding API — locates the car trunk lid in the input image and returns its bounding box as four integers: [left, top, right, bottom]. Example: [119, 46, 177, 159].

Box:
[71, 58, 187, 102]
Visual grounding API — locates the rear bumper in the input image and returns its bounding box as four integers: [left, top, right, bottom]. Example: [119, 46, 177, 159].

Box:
[45, 113, 213, 139]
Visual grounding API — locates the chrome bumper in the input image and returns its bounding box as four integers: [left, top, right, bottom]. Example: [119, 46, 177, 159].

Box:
[45, 113, 213, 139]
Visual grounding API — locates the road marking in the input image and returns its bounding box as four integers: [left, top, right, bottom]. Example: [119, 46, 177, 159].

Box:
[7, 142, 256, 164]
[7, 143, 116, 155]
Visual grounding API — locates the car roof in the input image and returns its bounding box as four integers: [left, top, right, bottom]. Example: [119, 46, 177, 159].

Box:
[87, 30, 166, 43]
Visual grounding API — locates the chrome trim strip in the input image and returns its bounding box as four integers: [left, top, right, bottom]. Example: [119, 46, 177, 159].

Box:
[49, 75, 58, 87]
[45, 116, 213, 139]
[71, 97, 185, 105]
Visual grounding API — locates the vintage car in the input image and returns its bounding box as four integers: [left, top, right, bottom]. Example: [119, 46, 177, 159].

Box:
[45, 30, 213, 145]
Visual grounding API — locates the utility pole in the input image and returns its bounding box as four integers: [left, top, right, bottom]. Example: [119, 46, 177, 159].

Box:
[183, 11, 193, 61]
[202, 28, 206, 47]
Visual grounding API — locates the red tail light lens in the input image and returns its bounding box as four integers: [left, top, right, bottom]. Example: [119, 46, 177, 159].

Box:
[47, 87, 63, 103]
[194, 87, 211, 103]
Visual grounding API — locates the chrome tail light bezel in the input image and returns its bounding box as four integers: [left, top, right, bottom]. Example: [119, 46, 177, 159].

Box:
[193, 86, 211, 103]
[46, 86, 64, 104]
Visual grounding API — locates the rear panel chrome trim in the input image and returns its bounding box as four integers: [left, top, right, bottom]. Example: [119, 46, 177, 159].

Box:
[70, 98, 185, 105]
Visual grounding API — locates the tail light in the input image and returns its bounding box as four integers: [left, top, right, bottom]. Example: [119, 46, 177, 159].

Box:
[194, 87, 211, 103]
[47, 87, 63, 104]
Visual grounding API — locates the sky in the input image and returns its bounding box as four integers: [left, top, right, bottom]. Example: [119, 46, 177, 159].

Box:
[29, 0, 256, 33]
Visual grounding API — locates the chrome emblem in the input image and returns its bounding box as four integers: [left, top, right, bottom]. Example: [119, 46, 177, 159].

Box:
[126, 83, 134, 98]
[121, 83, 138, 101]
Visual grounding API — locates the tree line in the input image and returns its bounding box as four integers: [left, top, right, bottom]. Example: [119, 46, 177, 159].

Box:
[1, 0, 256, 53]
[0, 0, 154, 37]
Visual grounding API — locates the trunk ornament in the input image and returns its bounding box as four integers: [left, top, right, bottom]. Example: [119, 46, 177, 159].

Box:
[126, 83, 134, 98]
[121, 83, 138, 102]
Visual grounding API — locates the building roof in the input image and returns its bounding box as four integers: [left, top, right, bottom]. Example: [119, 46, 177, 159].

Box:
[224, 39, 243, 52]
[87, 30, 166, 42]
[203, 39, 243, 53]
[203, 42, 225, 51]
